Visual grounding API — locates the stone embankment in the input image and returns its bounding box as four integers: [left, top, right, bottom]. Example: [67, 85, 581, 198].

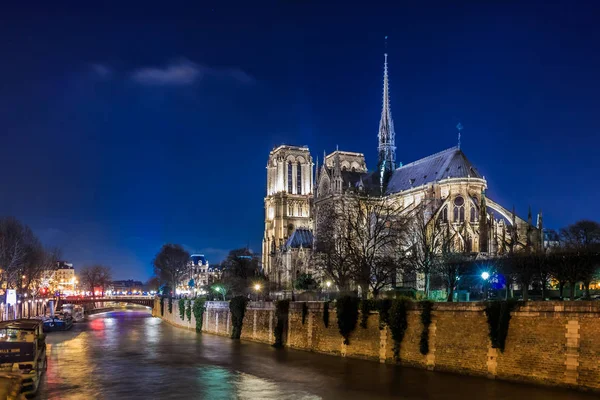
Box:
[154, 299, 600, 392]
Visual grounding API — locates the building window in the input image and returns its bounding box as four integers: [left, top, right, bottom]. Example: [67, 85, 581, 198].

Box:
[288, 162, 293, 193]
[454, 196, 465, 223]
[470, 206, 477, 223]
[442, 206, 448, 222]
[297, 162, 302, 194]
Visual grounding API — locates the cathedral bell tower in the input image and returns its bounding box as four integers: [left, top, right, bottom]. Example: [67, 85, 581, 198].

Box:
[262, 145, 313, 278]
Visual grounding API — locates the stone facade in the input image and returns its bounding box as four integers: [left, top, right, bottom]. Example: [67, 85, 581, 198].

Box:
[263, 52, 544, 291]
[155, 299, 600, 392]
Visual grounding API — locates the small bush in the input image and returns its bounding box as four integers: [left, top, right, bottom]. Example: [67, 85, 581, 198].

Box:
[360, 299, 373, 328]
[273, 299, 290, 348]
[376, 299, 392, 329]
[419, 300, 434, 355]
[178, 298, 186, 320]
[192, 298, 206, 332]
[301, 302, 308, 325]
[186, 299, 192, 322]
[336, 295, 359, 345]
[389, 297, 411, 361]
[323, 301, 330, 328]
[229, 296, 249, 339]
[485, 300, 517, 352]
[168, 297, 173, 314]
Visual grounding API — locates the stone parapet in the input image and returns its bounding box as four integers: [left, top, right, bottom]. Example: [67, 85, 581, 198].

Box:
[154, 298, 600, 393]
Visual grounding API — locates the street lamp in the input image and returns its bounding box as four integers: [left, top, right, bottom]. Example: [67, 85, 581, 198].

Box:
[325, 281, 332, 301]
[253, 284, 261, 301]
[481, 272, 490, 300]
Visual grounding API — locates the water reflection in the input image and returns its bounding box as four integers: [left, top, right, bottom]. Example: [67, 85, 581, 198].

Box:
[35, 308, 598, 400]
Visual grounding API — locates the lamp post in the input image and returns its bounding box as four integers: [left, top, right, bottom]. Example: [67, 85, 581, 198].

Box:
[481, 272, 490, 300]
[254, 283, 261, 301]
[325, 281, 332, 301]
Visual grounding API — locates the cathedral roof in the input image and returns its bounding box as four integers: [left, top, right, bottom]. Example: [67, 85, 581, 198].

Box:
[386, 147, 482, 194]
[285, 228, 314, 249]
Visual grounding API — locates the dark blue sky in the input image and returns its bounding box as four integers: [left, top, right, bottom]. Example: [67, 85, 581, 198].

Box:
[1, 1, 598, 280]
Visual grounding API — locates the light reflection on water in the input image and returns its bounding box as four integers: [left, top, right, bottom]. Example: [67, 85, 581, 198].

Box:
[34, 308, 598, 400]
[36, 309, 319, 400]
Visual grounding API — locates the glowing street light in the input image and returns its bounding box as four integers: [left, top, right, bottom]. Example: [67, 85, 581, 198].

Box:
[481, 272, 491, 300]
[253, 283, 262, 301]
[325, 280, 332, 301]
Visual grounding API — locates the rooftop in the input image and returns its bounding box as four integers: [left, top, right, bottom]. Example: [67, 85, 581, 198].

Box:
[386, 147, 483, 194]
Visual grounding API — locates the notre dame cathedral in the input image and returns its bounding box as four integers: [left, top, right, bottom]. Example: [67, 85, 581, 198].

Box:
[262, 52, 544, 292]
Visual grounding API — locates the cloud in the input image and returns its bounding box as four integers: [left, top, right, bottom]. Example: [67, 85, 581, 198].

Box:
[131, 59, 254, 86]
[132, 59, 201, 86]
[91, 63, 112, 78]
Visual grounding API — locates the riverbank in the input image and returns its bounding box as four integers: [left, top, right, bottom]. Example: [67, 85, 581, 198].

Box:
[154, 298, 600, 393]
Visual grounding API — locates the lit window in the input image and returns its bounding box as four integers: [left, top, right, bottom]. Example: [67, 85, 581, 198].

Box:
[453, 196, 465, 223]
[288, 162, 293, 193]
[297, 162, 302, 194]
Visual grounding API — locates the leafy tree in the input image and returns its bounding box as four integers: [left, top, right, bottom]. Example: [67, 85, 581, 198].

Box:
[220, 248, 263, 296]
[153, 244, 190, 295]
[294, 273, 317, 291]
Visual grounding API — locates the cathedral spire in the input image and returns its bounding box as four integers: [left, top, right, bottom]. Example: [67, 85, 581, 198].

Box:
[378, 44, 396, 177]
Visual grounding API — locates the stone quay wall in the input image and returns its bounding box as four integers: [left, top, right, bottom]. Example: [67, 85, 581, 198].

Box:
[153, 299, 600, 392]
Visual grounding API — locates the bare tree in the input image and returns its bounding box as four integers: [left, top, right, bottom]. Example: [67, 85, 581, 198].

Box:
[153, 244, 190, 295]
[313, 200, 354, 292]
[342, 194, 411, 298]
[406, 200, 448, 298]
[559, 220, 600, 298]
[0, 217, 62, 296]
[79, 265, 100, 298]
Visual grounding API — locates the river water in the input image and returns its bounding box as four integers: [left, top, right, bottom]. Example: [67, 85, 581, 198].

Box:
[36, 308, 597, 400]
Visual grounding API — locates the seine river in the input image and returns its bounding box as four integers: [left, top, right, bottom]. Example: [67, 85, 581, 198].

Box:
[36, 308, 597, 400]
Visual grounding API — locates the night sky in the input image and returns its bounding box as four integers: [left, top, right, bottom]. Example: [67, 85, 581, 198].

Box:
[1, 1, 598, 280]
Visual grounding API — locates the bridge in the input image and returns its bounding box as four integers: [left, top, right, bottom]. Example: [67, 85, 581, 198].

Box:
[57, 296, 154, 308]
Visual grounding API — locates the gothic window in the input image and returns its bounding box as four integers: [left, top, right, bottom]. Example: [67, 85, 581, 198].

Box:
[288, 203, 293, 216]
[288, 162, 293, 193]
[442, 206, 448, 222]
[470, 206, 478, 223]
[454, 196, 465, 223]
[297, 162, 302, 194]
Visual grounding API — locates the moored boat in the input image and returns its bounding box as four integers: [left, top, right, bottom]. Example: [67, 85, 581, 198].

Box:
[61, 304, 84, 322]
[0, 320, 47, 397]
[42, 314, 73, 332]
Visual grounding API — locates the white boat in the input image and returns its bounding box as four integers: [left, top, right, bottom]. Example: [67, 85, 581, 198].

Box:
[61, 304, 84, 322]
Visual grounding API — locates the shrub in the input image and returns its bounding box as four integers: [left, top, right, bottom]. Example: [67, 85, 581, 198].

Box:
[168, 297, 173, 314]
[301, 302, 308, 325]
[336, 295, 359, 345]
[186, 299, 192, 322]
[229, 296, 249, 339]
[360, 299, 374, 329]
[485, 300, 517, 352]
[323, 301, 330, 328]
[419, 300, 434, 355]
[178, 298, 186, 320]
[192, 298, 206, 332]
[376, 298, 392, 329]
[273, 299, 290, 348]
[389, 297, 411, 361]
